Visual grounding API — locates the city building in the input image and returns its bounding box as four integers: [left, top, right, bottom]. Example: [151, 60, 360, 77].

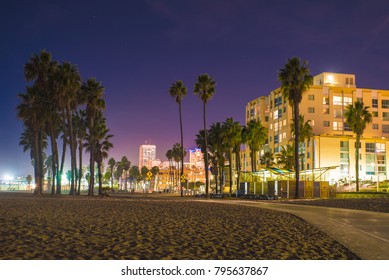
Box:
[244, 72, 389, 184]
[189, 148, 204, 169]
[139, 144, 157, 170]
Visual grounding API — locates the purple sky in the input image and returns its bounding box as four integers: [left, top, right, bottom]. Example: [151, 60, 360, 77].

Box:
[1, 0, 389, 177]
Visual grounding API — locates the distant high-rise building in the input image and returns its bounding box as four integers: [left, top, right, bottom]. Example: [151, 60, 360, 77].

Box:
[139, 144, 156, 169]
[189, 148, 204, 169]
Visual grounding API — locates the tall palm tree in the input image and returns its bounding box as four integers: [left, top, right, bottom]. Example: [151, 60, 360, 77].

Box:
[82, 78, 105, 195]
[108, 158, 116, 188]
[222, 118, 242, 193]
[74, 109, 87, 194]
[20, 50, 57, 195]
[17, 87, 46, 195]
[55, 62, 81, 195]
[278, 57, 312, 198]
[345, 101, 372, 192]
[169, 80, 187, 197]
[194, 74, 216, 197]
[243, 120, 267, 172]
[208, 122, 227, 193]
[94, 121, 114, 196]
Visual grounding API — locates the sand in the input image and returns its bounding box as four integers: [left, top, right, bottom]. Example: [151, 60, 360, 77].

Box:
[0, 193, 360, 260]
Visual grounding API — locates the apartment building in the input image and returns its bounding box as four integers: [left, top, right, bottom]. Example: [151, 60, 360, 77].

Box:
[139, 144, 157, 170]
[245, 72, 389, 183]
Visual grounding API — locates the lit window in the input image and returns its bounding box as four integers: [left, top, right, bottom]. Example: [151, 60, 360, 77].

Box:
[333, 122, 343, 131]
[333, 96, 342, 105]
[344, 97, 352, 105]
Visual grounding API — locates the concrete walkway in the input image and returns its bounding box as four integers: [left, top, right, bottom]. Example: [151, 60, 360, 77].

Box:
[198, 199, 389, 260]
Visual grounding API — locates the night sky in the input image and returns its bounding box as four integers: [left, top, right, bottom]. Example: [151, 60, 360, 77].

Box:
[1, 0, 389, 178]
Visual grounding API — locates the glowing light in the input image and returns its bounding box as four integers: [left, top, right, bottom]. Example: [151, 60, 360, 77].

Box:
[4, 175, 13, 181]
[326, 74, 334, 84]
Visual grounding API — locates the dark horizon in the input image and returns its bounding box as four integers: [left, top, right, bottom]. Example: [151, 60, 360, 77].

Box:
[2, 0, 389, 177]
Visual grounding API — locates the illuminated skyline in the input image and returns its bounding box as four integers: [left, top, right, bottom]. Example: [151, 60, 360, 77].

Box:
[2, 0, 389, 177]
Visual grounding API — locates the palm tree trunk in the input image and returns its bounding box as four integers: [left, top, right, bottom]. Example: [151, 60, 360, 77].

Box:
[294, 101, 300, 199]
[228, 151, 233, 194]
[355, 135, 360, 192]
[98, 161, 103, 195]
[57, 128, 67, 195]
[110, 166, 114, 189]
[32, 129, 41, 195]
[89, 150, 95, 195]
[78, 142, 83, 195]
[219, 165, 223, 193]
[50, 133, 58, 195]
[203, 102, 209, 198]
[66, 104, 76, 195]
[251, 150, 255, 172]
[179, 101, 184, 197]
[235, 150, 240, 190]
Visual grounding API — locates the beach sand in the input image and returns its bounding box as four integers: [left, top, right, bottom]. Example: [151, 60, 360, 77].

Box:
[0, 194, 360, 260]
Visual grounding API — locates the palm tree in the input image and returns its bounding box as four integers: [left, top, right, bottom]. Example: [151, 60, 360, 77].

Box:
[172, 143, 186, 186]
[243, 120, 267, 172]
[194, 74, 216, 197]
[222, 118, 242, 193]
[74, 110, 87, 194]
[108, 158, 116, 188]
[94, 121, 114, 196]
[291, 115, 313, 170]
[277, 144, 295, 170]
[20, 50, 57, 195]
[55, 62, 81, 195]
[278, 57, 313, 198]
[82, 78, 105, 195]
[17, 87, 46, 195]
[120, 156, 131, 191]
[26, 175, 32, 189]
[260, 151, 275, 168]
[208, 122, 227, 193]
[345, 101, 372, 192]
[165, 149, 174, 187]
[129, 165, 140, 191]
[151, 166, 160, 191]
[169, 80, 187, 197]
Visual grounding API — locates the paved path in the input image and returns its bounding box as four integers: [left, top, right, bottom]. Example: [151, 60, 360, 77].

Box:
[197, 199, 389, 260]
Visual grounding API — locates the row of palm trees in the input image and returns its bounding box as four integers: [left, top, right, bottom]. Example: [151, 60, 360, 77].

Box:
[169, 74, 216, 197]
[279, 57, 372, 194]
[107, 157, 160, 191]
[195, 117, 298, 194]
[17, 50, 113, 196]
[170, 57, 372, 198]
[165, 143, 186, 188]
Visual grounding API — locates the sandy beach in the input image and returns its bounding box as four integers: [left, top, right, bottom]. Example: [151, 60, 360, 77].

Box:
[0, 193, 362, 260]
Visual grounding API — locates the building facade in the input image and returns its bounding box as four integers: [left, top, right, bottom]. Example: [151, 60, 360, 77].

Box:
[139, 144, 157, 170]
[245, 72, 389, 184]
